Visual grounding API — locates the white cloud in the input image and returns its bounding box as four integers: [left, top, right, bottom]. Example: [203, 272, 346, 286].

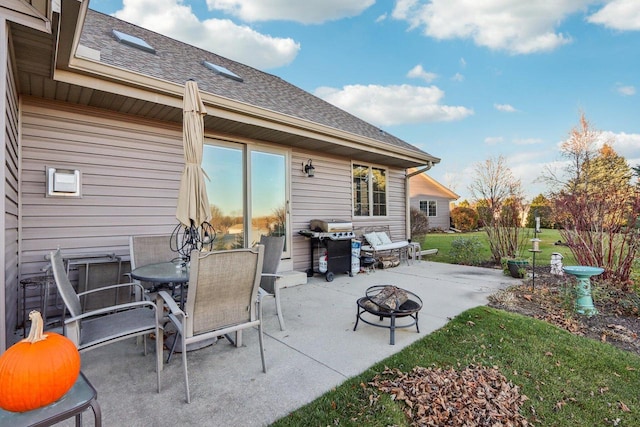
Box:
[375, 13, 387, 23]
[451, 72, 464, 82]
[113, 0, 300, 70]
[484, 136, 504, 145]
[206, 0, 374, 24]
[588, 0, 640, 30]
[494, 103, 517, 113]
[513, 138, 543, 145]
[600, 131, 640, 160]
[616, 85, 636, 96]
[407, 65, 438, 83]
[314, 84, 473, 126]
[459, 57, 467, 68]
[392, 0, 593, 54]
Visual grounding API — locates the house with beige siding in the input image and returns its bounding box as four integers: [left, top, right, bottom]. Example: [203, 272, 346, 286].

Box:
[409, 170, 459, 231]
[0, 0, 440, 349]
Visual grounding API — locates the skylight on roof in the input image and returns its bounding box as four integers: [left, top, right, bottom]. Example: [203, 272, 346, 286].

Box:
[112, 29, 155, 54]
[203, 61, 243, 82]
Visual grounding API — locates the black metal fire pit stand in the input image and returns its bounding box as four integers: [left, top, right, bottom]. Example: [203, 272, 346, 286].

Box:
[354, 286, 423, 345]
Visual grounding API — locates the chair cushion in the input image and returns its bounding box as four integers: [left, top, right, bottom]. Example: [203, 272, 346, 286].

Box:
[364, 232, 383, 247]
[376, 232, 393, 245]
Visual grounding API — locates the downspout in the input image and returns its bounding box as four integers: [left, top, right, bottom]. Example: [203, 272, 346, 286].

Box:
[405, 162, 433, 239]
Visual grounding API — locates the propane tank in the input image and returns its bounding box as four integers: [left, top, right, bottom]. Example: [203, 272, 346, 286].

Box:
[319, 252, 328, 273]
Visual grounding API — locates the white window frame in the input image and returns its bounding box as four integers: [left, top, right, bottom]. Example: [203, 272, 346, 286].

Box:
[203, 138, 291, 258]
[352, 162, 388, 217]
[420, 200, 437, 217]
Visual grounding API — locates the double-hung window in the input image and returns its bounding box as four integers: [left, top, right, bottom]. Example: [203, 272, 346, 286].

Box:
[353, 163, 387, 216]
[420, 200, 437, 217]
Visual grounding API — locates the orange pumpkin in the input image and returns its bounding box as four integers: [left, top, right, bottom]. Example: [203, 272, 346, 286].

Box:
[0, 311, 81, 412]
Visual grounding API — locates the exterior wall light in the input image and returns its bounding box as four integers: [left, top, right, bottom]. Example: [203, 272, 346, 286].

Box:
[303, 159, 315, 177]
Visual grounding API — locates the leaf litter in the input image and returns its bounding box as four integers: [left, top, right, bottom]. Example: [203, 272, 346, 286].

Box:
[370, 365, 529, 426]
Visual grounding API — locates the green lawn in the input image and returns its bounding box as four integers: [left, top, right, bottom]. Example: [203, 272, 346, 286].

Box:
[419, 228, 577, 266]
[270, 229, 638, 426]
[272, 307, 640, 426]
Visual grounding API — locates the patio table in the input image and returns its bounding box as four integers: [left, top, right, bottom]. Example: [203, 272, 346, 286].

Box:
[0, 372, 101, 426]
[131, 260, 189, 307]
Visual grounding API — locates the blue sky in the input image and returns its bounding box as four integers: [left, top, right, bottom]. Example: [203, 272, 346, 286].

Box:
[90, 0, 640, 201]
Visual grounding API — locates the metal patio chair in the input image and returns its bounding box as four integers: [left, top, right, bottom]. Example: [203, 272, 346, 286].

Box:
[49, 249, 162, 392]
[129, 234, 177, 269]
[156, 246, 266, 403]
[258, 235, 286, 330]
[129, 234, 177, 291]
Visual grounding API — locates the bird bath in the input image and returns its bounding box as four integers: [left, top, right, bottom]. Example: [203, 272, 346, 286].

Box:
[563, 266, 604, 316]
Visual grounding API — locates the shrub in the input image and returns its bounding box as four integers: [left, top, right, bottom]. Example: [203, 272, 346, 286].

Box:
[450, 206, 479, 232]
[449, 237, 484, 266]
[410, 207, 430, 238]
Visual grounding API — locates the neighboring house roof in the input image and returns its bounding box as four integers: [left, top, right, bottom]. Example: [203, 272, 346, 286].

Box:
[409, 169, 459, 200]
[9, 0, 440, 169]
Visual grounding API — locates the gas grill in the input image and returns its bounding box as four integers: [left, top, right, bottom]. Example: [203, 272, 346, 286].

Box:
[299, 220, 355, 281]
[298, 230, 355, 240]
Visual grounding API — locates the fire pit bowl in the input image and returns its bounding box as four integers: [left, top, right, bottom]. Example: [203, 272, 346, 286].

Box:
[563, 266, 604, 316]
[353, 285, 422, 345]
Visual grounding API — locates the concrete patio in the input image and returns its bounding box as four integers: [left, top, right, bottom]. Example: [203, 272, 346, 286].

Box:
[62, 260, 515, 426]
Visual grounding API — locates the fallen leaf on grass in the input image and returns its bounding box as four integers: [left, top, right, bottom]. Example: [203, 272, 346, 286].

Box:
[619, 401, 631, 412]
[371, 365, 529, 426]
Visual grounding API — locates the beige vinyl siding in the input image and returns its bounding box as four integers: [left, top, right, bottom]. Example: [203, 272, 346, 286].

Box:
[19, 99, 410, 279]
[290, 152, 350, 271]
[4, 43, 20, 346]
[20, 98, 184, 276]
[410, 196, 451, 230]
[290, 153, 407, 271]
[409, 173, 456, 232]
[384, 168, 408, 239]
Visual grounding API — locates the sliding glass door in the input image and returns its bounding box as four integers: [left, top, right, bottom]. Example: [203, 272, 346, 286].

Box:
[250, 150, 288, 251]
[202, 140, 290, 256]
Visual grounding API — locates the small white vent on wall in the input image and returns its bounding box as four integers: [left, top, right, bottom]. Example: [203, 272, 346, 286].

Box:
[46, 166, 82, 198]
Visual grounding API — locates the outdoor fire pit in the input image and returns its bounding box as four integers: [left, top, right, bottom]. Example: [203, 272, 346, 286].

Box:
[354, 285, 423, 345]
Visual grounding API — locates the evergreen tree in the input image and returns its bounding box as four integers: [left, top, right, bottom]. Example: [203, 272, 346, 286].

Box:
[526, 194, 554, 229]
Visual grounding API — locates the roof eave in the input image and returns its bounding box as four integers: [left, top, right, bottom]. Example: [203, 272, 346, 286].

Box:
[52, 0, 438, 168]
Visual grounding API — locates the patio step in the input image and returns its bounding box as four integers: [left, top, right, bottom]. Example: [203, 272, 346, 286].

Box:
[276, 270, 307, 288]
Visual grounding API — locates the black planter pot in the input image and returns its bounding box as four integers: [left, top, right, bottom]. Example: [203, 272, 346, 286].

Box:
[507, 259, 528, 278]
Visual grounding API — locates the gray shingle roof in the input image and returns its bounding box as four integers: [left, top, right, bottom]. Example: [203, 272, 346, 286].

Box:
[80, 9, 435, 158]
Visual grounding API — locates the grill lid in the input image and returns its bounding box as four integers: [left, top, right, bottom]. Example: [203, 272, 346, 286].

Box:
[310, 219, 353, 232]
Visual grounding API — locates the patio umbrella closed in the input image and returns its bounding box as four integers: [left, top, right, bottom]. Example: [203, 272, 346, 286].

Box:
[176, 80, 211, 229]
